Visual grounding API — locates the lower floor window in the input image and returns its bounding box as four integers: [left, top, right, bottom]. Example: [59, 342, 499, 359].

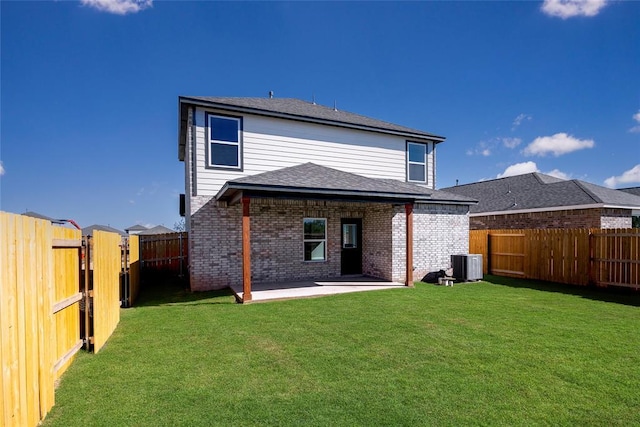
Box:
[303, 218, 326, 261]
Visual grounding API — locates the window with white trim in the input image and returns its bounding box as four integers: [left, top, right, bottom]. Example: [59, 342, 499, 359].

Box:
[407, 141, 427, 183]
[303, 218, 326, 261]
[207, 114, 241, 169]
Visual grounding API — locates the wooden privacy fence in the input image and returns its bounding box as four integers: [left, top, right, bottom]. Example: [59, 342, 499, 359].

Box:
[1, 211, 140, 426]
[470, 228, 640, 289]
[121, 234, 140, 308]
[140, 232, 188, 277]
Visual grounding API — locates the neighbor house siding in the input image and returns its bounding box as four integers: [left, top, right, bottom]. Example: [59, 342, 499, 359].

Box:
[191, 107, 436, 202]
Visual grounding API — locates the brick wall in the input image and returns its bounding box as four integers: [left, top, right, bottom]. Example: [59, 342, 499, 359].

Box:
[389, 204, 470, 283]
[189, 197, 471, 291]
[189, 195, 242, 291]
[470, 208, 632, 230]
[362, 205, 393, 280]
[600, 208, 632, 229]
[413, 204, 470, 280]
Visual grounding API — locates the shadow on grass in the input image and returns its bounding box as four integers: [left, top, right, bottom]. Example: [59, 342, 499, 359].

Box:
[484, 274, 640, 307]
[133, 276, 236, 307]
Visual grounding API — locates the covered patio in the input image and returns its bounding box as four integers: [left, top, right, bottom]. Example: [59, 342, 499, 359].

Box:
[212, 163, 474, 303]
[230, 275, 406, 303]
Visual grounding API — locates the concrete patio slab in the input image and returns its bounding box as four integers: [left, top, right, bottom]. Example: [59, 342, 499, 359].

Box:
[230, 276, 407, 303]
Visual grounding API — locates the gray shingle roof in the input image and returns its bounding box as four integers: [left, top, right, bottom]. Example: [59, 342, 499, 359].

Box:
[125, 224, 148, 232]
[217, 163, 476, 204]
[620, 187, 640, 197]
[138, 225, 175, 235]
[22, 211, 68, 225]
[180, 96, 444, 141]
[441, 173, 640, 214]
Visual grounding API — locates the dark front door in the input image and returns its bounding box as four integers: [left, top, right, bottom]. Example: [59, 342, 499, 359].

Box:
[341, 218, 362, 275]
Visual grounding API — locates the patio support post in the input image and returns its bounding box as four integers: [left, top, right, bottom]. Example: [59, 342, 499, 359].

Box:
[242, 196, 252, 302]
[405, 203, 414, 287]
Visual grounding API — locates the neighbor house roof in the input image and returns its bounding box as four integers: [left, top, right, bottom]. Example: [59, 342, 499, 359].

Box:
[441, 173, 640, 215]
[22, 211, 66, 224]
[216, 162, 476, 205]
[138, 225, 175, 235]
[178, 96, 445, 161]
[125, 224, 148, 233]
[82, 224, 126, 237]
[619, 187, 640, 197]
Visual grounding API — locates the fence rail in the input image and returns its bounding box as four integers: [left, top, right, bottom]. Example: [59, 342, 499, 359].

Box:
[1, 211, 140, 426]
[470, 228, 640, 289]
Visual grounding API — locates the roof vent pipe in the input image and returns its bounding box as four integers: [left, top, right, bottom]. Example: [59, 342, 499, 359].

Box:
[269, 91, 274, 99]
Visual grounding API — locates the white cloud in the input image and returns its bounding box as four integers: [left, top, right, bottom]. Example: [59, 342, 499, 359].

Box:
[629, 110, 640, 133]
[541, 0, 608, 19]
[467, 141, 492, 157]
[502, 137, 522, 149]
[604, 164, 640, 188]
[546, 169, 571, 180]
[497, 161, 539, 178]
[524, 133, 594, 157]
[81, 0, 152, 15]
[511, 114, 532, 131]
[497, 161, 571, 180]
[0, 161, 4, 176]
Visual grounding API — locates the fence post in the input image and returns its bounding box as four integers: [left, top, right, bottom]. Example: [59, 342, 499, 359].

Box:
[487, 232, 492, 275]
[588, 230, 595, 286]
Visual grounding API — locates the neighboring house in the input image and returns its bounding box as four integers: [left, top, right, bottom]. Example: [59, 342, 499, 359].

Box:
[137, 225, 175, 235]
[22, 211, 66, 225]
[619, 187, 640, 197]
[82, 224, 126, 237]
[620, 187, 640, 227]
[22, 211, 80, 229]
[178, 96, 476, 297]
[125, 224, 148, 235]
[442, 173, 640, 230]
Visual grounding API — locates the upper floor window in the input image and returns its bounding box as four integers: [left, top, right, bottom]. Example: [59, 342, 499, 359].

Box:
[207, 114, 242, 169]
[407, 142, 427, 183]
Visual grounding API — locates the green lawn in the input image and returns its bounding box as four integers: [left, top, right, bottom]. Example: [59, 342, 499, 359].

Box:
[43, 276, 640, 426]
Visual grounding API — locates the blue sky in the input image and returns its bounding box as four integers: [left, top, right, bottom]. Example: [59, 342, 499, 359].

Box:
[1, 0, 639, 231]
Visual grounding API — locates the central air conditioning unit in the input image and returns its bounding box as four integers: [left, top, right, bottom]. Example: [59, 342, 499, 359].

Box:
[451, 254, 483, 281]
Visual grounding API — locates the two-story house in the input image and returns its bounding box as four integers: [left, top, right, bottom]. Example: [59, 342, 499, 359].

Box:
[178, 96, 476, 301]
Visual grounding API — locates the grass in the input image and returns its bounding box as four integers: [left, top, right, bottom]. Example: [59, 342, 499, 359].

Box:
[43, 276, 640, 426]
